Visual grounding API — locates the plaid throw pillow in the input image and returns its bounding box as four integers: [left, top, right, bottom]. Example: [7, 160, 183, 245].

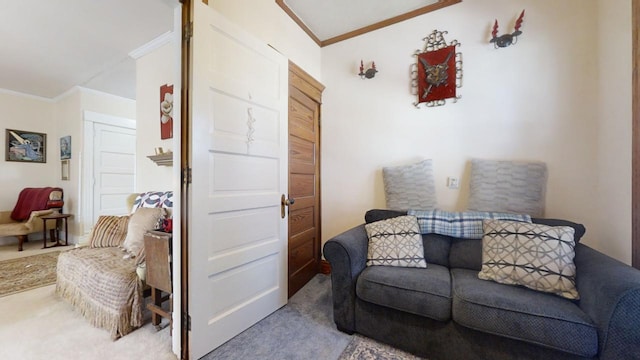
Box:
[89, 215, 130, 248]
[478, 219, 579, 300]
[365, 215, 427, 268]
[408, 210, 531, 239]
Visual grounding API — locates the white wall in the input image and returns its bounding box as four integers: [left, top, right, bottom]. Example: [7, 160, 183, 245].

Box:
[0, 92, 56, 245]
[595, 0, 632, 263]
[210, 0, 322, 80]
[135, 41, 176, 192]
[0, 92, 56, 211]
[320, 0, 614, 257]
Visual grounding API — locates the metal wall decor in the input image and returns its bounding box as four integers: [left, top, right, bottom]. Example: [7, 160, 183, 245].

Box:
[490, 10, 525, 48]
[411, 30, 463, 108]
[358, 60, 378, 79]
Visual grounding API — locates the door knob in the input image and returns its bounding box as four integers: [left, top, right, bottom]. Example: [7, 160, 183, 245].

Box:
[281, 194, 295, 218]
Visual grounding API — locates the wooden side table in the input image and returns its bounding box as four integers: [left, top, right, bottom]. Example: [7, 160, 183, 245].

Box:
[41, 213, 71, 249]
[144, 230, 173, 331]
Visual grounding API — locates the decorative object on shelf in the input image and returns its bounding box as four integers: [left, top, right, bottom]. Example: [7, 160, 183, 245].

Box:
[6, 129, 46, 163]
[160, 84, 174, 139]
[147, 148, 173, 167]
[411, 30, 463, 108]
[61, 160, 70, 181]
[60, 135, 71, 160]
[490, 10, 525, 48]
[358, 60, 378, 79]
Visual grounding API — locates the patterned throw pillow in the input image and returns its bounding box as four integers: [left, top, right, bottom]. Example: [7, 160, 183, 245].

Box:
[468, 159, 547, 217]
[382, 160, 437, 211]
[478, 219, 579, 300]
[89, 215, 130, 248]
[365, 215, 427, 268]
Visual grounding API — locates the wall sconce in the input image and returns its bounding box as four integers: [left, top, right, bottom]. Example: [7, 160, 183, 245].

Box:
[490, 10, 525, 48]
[358, 60, 378, 79]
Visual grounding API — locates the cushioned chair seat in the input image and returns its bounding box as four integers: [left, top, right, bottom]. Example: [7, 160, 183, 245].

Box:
[356, 264, 451, 321]
[451, 268, 598, 357]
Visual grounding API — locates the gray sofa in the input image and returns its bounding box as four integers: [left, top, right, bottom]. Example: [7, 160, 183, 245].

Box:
[323, 210, 640, 360]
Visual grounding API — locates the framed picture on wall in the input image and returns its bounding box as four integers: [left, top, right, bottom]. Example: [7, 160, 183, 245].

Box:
[160, 84, 174, 139]
[61, 159, 70, 180]
[5, 129, 46, 163]
[60, 135, 71, 160]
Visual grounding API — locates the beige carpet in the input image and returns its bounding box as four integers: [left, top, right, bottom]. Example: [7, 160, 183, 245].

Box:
[0, 251, 61, 297]
[0, 284, 176, 360]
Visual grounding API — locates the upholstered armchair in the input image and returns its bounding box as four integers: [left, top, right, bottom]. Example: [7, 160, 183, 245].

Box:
[0, 187, 63, 251]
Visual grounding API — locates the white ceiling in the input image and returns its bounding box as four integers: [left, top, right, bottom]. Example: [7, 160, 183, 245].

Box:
[0, 0, 174, 100]
[1, 1, 456, 100]
[283, 0, 440, 41]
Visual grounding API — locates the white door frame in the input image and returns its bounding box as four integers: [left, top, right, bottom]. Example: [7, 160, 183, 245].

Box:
[80, 110, 136, 236]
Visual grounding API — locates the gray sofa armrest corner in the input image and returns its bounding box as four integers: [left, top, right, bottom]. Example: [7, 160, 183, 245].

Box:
[322, 224, 368, 333]
[574, 244, 640, 360]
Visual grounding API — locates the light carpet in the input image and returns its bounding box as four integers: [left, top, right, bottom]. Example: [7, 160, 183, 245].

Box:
[0, 284, 175, 360]
[205, 274, 426, 360]
[0, 251, 60, 297]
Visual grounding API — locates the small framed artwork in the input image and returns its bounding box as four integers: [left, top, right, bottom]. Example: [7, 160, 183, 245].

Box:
[61, 160, 70, 181]
[6, 129, 46, 163]
[160, 84, 174, 139]
[60, 135, 71, 160]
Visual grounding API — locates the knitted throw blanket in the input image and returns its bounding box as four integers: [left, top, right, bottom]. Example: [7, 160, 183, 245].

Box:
[56, 247, 143, 340]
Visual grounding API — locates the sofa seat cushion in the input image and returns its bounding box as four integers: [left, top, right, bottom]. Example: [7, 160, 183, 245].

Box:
[356, 264, 451, 321]
[451, 269, 597, 357]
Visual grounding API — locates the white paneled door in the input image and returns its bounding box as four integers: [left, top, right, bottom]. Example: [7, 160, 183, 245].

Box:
[92, 122, 136, 222]
[189, 3, 289, 359]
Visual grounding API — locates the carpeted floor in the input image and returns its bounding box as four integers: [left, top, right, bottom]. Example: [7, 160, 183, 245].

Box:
[204, 274, 426, 360]
[0, 251, 61, 297]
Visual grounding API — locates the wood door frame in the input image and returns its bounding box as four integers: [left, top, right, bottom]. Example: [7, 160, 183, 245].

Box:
[288, 61, 325, 295]
[179, 0, 191, 359]
[633, 0, 639, 269]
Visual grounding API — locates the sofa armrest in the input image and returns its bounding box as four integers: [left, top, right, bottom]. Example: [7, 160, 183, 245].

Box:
[322, 224, 368, 333]
[24, 209, 54, 231]
[575, 244, 640, 360]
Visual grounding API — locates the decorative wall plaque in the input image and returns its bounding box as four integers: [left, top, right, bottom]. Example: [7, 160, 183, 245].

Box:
[411, 30, 463, 108]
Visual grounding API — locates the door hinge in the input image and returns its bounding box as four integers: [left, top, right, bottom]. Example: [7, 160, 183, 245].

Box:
[183, 312, 191, 331]
[183, 22, 193, 41]
[182, 167, 192, 185]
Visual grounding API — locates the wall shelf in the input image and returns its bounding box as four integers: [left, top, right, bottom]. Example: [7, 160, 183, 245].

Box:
[147, 152, 173, 166]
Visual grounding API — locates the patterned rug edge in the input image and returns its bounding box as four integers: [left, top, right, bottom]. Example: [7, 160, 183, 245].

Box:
[0, 251, 60, 298]
[338, 334, 426, 360]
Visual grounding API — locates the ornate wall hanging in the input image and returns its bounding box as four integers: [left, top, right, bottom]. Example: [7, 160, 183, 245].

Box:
[490, 10, 525, 48]
[411, 30, 462, 108]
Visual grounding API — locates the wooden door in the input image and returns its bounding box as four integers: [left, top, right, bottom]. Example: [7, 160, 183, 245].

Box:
[189, 3, 289, 359]
[288, 63, 324, 297]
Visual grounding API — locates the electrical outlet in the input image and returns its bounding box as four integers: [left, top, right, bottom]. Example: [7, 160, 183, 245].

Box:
[447, 177, 460, 189]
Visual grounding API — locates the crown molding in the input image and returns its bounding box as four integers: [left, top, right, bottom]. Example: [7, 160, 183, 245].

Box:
[129, 31, 175, 60]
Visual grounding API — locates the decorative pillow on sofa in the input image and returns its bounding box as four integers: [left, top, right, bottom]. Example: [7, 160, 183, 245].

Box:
[478, 219, 579, 300]
[89, 215, 130, 248]
[122, 207, 166, 263]
[467, 159, 547, 217]
[365, 215, 427, 268]
[382, 160, 437, 211]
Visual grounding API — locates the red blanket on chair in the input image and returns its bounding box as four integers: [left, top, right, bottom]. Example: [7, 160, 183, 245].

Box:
[10, 187, 62, 221]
